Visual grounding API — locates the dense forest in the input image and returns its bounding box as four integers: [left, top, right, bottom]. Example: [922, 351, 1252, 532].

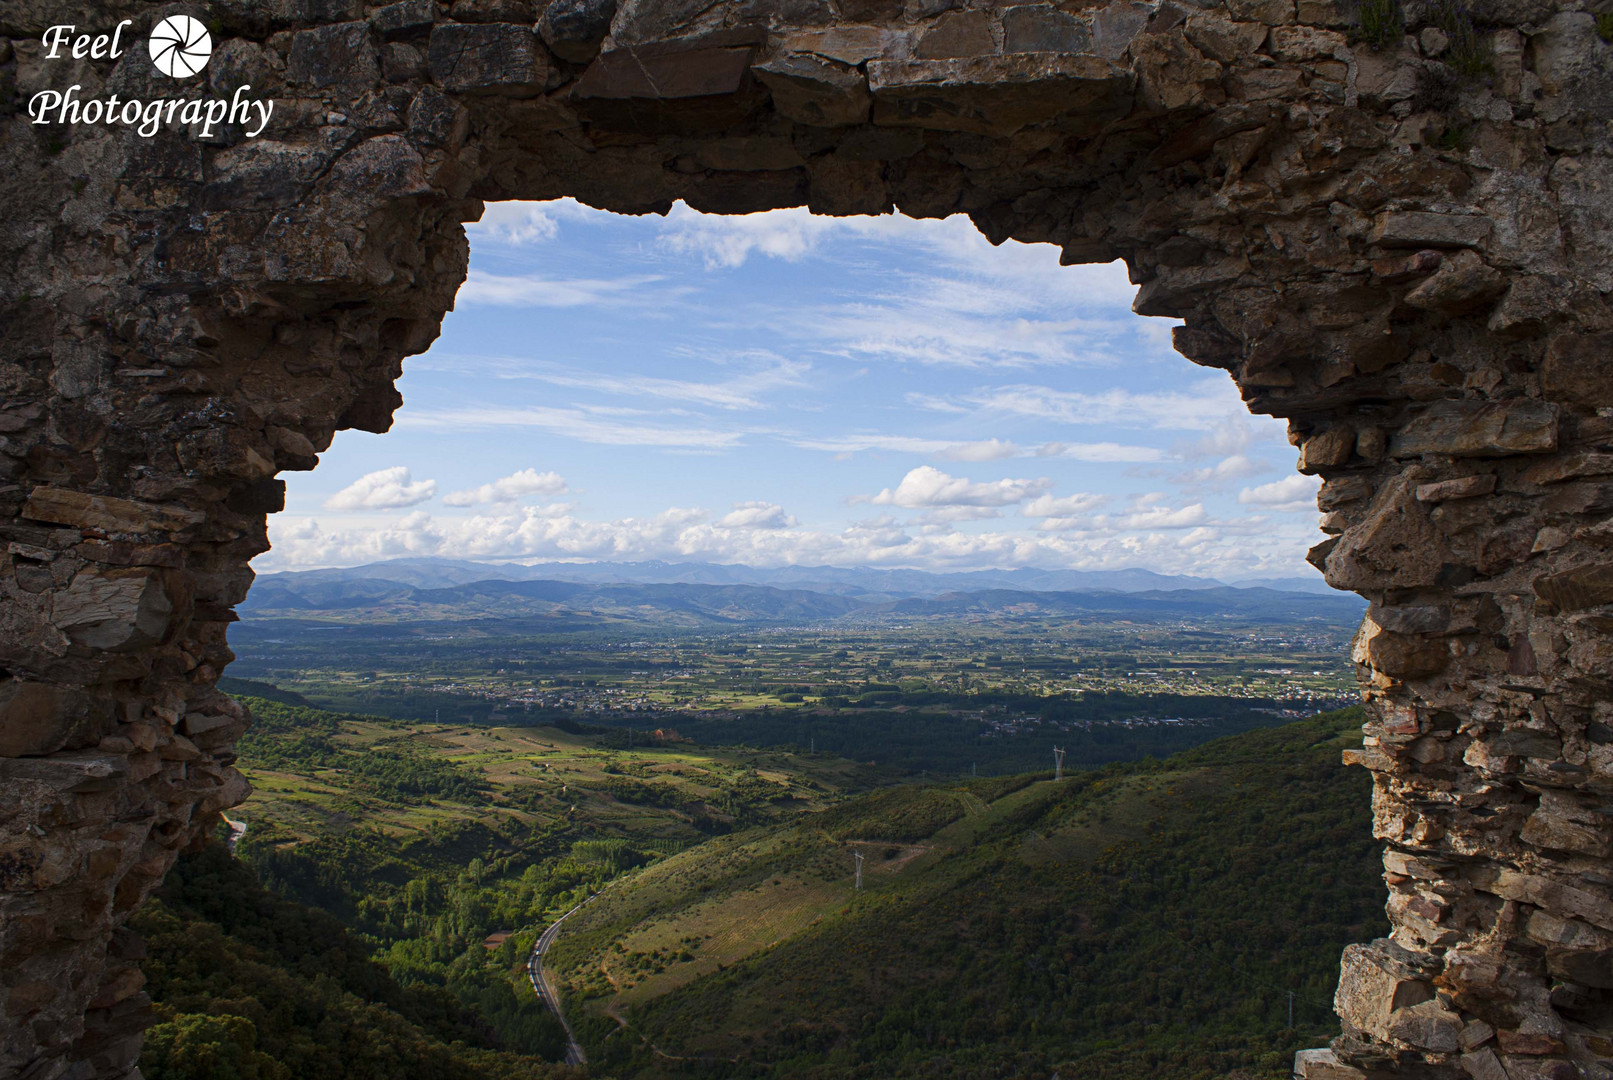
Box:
[134, 847, 568, 1080]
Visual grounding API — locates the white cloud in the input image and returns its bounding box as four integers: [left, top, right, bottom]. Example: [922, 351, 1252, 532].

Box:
[939, 438, 1021, 462]
[868, 466, 1051, 509]
[1022, 493, 1108, 518]
[715, 501, 798, 530]
[264, 501, 1325, 580]
[457, 271, 663, 307]
[443, 468, 569, 507]
[1036, 442, 1167, 463]
[1112, 502, 1209, 529]
[1170, 454, 1266, 486]
[466, 203, 559, 245]
[398, 405, 748, 450]
[1238, 474, 1321, 512]
[956, 380, 1252, 431]
[323, 467, 437, 511]
[526, 357, 808, 411]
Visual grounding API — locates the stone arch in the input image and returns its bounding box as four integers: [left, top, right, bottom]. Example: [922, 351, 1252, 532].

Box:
[3, 1, 1611, 1077]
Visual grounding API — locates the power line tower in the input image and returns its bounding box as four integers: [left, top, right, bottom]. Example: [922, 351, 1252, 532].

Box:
[853, 851, 864, 890]
[1053, 746, 1066, 781]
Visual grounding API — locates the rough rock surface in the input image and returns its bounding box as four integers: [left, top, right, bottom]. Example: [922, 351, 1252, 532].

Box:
[1, 1, 1611, 1078]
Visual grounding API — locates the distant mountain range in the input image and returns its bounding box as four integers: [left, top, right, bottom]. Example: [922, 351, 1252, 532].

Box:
[253, 557, 1337, 597]
[241, 559, 1362, 627]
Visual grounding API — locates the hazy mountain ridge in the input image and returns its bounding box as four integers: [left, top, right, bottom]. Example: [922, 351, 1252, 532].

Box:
[252, 557, 1336, 600]
[241, 573, 1364, 627]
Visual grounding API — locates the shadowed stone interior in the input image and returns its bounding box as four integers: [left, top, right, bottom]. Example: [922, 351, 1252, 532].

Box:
[2, 0, 1612, 1077]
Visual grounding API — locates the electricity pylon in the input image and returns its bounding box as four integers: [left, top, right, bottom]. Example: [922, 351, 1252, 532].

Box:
[1053, 746, 1066, 781]
[853, 851, 864, 890]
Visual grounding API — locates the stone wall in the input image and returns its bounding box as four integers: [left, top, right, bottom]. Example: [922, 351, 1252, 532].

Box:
[1, 0, 1610, 1077]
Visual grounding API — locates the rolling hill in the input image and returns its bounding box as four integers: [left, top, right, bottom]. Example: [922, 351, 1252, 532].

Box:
[547, 708, 1383, 1080]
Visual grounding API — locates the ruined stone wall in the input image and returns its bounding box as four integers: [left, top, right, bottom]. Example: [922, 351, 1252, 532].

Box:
[1, 0, 1610, 1077]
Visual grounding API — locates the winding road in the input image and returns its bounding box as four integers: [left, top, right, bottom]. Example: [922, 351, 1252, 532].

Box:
[528, 893, 601, 1068]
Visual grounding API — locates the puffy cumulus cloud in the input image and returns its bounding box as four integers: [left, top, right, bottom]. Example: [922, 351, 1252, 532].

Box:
[867, 466, 1051, 509]
[715, 501, 797, 530]
[1022, 493, 1108, 519]
[323, 467, 437, 511]
[443, 468, 570, 507]
[1238, 474, 1321, 512]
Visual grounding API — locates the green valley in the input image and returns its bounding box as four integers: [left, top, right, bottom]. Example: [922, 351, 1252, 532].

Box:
[137, 690, 1384, 1080]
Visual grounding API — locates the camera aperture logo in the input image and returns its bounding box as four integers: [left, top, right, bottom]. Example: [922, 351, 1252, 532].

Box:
[29, 18, 272, 140]
[148, 16, 212, 78]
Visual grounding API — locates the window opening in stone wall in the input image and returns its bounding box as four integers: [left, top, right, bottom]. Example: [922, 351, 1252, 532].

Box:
[194, 200, 1380, 1075]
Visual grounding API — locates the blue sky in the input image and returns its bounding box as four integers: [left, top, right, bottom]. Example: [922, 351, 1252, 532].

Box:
[260, 199, 1324, 580]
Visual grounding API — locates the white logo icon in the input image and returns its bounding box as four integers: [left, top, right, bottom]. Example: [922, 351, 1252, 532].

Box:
[148, 15, 211, 78]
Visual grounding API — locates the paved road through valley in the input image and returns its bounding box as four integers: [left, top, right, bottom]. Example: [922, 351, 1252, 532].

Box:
[528, 893, 601, 1067]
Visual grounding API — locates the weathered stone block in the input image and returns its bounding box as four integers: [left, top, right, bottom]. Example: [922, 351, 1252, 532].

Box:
[428, 23, 548, 95]
[1386, 998, 1464, 1053]
[1469, 867, 1613, 931]
[1371, 212, 1493, 249]
[1414, 474, 1495, 502]
[1353, 617, 1449, 678]
[371, 0, 436, 38]
[1521, 790, 1613, 859]
[1090, 1, 1151, 59]
[576, 42, 752, 99]
[22, 487, 204, 535]
[1335, 940, 1436, 1042]
[52, 569, 175, 653]
[782, 26, 891, 64]
[1002, 6, 1090, 54]
[1389, 401, 1558, 459]
[1269, 24, 1344, 61]
[538, 0, 617, 63]
[1541, 332, 1613, 409]
[0, 752, 130, 794]
[286, 21, 380, 90]
[753, 53, 871, 126]
[0, 681, 109, 758]
[915, 10, 994, 59]
[1534, 563, 1613, 612]
[1295, 1048, 1367, 1080]
[1299, 427, 1354, 472]
[1226, 0, 1294, 24]
[1324, 475, 1445, 590]
[1403, 250, 1506, 316]
[1461, 1048, 1510, 1080]
[1183, 14, 1268, 64]
[453, 0, 534, 22]
[868, 53, 1134, 136]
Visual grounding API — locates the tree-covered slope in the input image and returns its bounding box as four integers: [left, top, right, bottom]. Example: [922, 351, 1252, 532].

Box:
[552, 708, 1383, 1080]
